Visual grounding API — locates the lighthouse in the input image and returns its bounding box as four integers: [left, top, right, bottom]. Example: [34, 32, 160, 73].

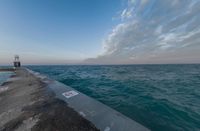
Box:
[14, 55, 21, 68]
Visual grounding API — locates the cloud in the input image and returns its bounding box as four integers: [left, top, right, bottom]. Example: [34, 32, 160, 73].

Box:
[121, 8, 133, 20]
[85, 0, 200, 64]
[155, 25, 163, 35]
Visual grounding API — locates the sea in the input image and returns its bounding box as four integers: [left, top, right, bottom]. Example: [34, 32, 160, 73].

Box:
[0, 71, 13, 85]
[28, 64, 200, 131]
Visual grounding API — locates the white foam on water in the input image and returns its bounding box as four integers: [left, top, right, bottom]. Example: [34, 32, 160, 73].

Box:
[0, 86, 9, 93]
[104, 127, 110, 131]
[79, 111, 86, 117]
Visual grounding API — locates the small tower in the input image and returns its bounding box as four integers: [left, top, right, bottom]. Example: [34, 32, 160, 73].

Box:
[14, 55, 21, 68]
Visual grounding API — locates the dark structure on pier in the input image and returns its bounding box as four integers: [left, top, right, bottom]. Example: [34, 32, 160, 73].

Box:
[14, 55, 21, 67]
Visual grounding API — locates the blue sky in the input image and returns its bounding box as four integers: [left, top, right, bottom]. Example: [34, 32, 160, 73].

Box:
[1, 0, 200, 65]
[0, 0, 122, 64]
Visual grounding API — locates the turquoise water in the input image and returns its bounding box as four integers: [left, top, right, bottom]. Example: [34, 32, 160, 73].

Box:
[28, 64, 200, 131]
[0, 71, 13, 85]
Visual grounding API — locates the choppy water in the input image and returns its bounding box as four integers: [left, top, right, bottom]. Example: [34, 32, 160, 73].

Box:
[0, 71, 13, 85]
[28, 64, 200, 131]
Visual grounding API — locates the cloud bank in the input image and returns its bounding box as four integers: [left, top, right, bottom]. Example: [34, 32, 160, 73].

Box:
[85, 0, 200, 64]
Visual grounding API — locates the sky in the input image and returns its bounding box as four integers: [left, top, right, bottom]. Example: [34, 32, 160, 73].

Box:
[0, 0, 200, 65]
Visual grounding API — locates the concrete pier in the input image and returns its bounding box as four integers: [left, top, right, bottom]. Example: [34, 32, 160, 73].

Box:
[0, 68, 99, 131]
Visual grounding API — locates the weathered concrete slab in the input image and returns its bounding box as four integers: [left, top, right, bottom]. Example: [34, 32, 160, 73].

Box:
[27, 68, 150, 131]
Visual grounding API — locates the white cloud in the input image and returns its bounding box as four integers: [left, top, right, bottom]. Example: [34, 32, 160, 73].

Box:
[129, 0, 136, 4]
[85, 0, 200, 64]
[155, 25, 163, 35]
[141, 0, 149, 5]
[121, 8, 133, 20]
[172, 0, 180, 6]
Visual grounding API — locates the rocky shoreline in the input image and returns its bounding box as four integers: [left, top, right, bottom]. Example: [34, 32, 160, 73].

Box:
[0, 68, 99, 131]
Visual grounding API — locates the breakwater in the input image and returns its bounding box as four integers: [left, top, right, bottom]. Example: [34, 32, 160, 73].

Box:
[0, 68, 149, 131]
